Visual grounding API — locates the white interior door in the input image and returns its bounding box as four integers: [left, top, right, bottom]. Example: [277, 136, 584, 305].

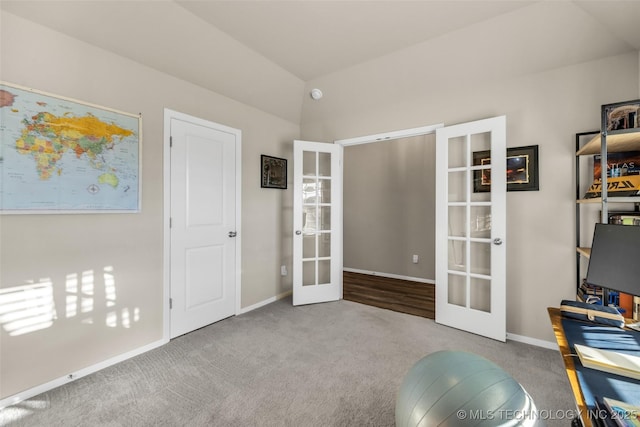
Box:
[293, 140, 343, 306]
[435, 116, 506, 341]
[169, 115, 240, 338]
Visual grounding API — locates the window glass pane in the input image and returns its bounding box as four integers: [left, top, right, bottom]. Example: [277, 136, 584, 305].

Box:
[448, 206, 466, 237]
[303, 151, 316, 175]
[470, 133, 493, 203]
[318, 233, 331, 257]
[319, 152, 331, 176]
[470, 241, 490, 276]
[470, 206, 491, 238]
[303, 234, 316, 259]
[302, 179, 317, 204]
[303, 261, 315, 286]
[470, 132, 491, 153]
[303, 207, 317, 232]
[319, 206, 331, 230]
[448, 240, 465, 272]
[318, 178, 331, 203]
[448, 274, 466, 307]
[447, 136, 467, 168]
[448, 171, 466, 203]
[470, 277, 491, 313]
[318, 260, 331, 285]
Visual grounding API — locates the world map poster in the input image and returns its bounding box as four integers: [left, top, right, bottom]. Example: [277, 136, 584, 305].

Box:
[0, 82, 141, 213]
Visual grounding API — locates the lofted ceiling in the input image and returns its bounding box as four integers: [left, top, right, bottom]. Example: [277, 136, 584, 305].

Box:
[2, 0, 639, 123]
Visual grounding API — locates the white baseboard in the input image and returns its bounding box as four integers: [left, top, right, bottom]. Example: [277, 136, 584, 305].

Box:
[0, 338, 168, 410]
[239, 290, 292, 314]
[343, 268, 435, 285]
[507, 332, 558, 351]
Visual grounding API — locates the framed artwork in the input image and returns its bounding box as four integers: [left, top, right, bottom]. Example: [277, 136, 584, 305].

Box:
[473, 145, 539, 192]
[261, 155, 287, 189]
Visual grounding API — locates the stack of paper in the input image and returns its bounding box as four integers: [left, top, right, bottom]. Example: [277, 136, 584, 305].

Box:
[574, 344, 640, 380]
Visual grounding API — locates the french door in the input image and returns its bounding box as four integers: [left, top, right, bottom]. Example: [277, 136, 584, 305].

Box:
[292, 140, 343, 306]
[435, 116, 507, 341]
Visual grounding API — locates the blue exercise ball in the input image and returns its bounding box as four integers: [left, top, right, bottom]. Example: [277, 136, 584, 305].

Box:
[396, 351, 543, 426]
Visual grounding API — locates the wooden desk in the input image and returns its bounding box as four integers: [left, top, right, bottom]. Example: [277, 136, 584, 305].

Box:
[548, 307, 592, 427]
[549, 306, 640, 427]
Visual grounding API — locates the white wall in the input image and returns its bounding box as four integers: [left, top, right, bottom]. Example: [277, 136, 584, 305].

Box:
[301, 46, 640, 342]
[0, 12, 298, 399]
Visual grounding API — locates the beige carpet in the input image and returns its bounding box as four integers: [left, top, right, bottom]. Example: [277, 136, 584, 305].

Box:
[0, 298, 574, 426]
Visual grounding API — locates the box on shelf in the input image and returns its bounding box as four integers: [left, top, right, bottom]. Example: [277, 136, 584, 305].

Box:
[578, 281, 626, 309]
[578, 280, 604, 305]
[609, 212, 640, 226]
[584, 175, 640, 198]
[593, 151, 640, 179]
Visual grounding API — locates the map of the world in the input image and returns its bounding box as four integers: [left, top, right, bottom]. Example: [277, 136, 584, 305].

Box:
[0, 82, 140, 212]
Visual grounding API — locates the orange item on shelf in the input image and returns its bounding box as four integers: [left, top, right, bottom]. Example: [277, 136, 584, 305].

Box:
[620, 292, 633, 317]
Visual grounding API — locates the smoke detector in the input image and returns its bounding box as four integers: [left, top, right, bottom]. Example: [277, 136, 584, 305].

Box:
[310, 88, 323, 100]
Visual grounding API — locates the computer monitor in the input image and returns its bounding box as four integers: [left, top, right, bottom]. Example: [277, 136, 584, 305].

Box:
[586, 223, 640, 298]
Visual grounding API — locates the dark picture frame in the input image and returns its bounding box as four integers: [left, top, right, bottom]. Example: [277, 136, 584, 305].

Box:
[261, 155, 287, 189]
[473, 145, 539, 192]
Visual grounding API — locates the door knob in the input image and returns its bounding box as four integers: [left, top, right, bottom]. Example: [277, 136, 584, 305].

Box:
[493, 238, 503, 245]
[228, 231, 237, 238]
[295, 230, 302, 235]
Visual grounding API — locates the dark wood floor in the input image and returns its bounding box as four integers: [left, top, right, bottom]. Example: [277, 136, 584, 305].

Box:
[343, 271, 435, 319]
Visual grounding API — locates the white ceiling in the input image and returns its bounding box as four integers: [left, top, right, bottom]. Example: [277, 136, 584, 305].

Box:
[2, 0, 640, 122]
[177, 0, 538, 81]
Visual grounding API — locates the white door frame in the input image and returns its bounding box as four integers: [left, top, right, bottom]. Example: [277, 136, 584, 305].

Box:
[335, 123, 444, 276]
[335, 124, 444, 148]
[162, 108, 242, 340]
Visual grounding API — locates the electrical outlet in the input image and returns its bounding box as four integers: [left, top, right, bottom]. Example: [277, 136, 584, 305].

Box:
[412, 254, 419, 264]
[281, 265, 288, 276]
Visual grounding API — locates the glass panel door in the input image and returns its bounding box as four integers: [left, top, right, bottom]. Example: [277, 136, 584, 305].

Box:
[293, 141, 342, 306]
[435, 117, 506, 341]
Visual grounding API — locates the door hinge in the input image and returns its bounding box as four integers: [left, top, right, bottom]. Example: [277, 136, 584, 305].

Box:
[170, 136, 173, 147]
[169, 298, 173, 309]
[169, 217, 172, 228]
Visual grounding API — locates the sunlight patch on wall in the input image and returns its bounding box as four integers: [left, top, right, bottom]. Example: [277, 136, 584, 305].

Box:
[65, 273, 78, 318]
[1, 266, 141, 336]
[66, 270, 95, 324]
[0, 281, 57, 336]
[104, 266, 116, 308]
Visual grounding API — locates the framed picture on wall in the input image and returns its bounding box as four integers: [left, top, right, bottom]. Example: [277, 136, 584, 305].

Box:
[261, 155, 287, 189]
[473, 145, 539, 192]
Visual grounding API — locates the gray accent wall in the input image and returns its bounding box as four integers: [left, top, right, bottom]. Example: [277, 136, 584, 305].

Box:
[344, 135, 436, 280]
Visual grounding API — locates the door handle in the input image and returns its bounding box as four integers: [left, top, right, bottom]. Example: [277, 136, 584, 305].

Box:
[228, 231, 237, 238]
[493, 238, 503, 245]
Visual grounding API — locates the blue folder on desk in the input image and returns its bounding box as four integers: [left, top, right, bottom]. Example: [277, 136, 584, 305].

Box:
[561, 317, 640, 414]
